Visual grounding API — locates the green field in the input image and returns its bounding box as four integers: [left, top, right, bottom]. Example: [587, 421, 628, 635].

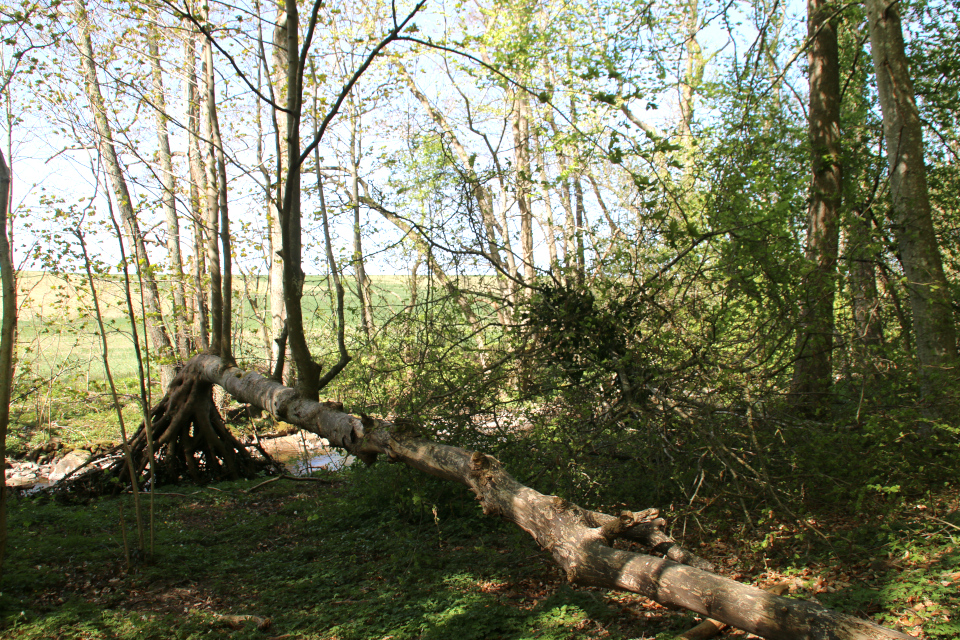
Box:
[5, 270, 485, 449]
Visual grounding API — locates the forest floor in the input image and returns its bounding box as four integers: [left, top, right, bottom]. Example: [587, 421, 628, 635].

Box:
[1, 462, 958, 640]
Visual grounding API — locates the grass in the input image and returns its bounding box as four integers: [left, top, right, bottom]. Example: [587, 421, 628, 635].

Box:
[6, 269, 431, 449]
[7, 270, 958, 638]
[0, 466, 702, 640]
[2, 461, 958, 639]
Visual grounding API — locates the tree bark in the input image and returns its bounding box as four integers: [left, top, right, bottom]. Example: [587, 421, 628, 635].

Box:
[348, 96, 374, 339]
[269, 6, 289, 380]
[206, 44, 233, 363]
[277, 0, 323, 400]
[177, 353, 912, 640]
[182, 21, 209, 351]
[0, 149, 16, 580]
[679, 0, 703, 154]
[848, 209, 884, 348]
[512, 91, 536, 285]
[146, 18, 189, 361]
[791, 0, 843, 414]
[864, 0, 958, 397]
[199, 8, 223, 355]
[74, 0, 176, 387]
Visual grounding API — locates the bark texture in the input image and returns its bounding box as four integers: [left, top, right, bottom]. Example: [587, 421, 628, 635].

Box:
[0, 150, 15, 578]
[269, 8, 289, 379]
[146, 354, 911, 640]
[865, 0, 957, 395]
[792, 0, 842, 413]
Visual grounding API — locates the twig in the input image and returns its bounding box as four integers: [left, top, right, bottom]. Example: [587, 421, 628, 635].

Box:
[247, 474, 333, 493]
[923, 514, 960, 532]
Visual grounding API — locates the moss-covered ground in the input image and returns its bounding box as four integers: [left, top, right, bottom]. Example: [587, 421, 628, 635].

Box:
[2, 461, 958, 640]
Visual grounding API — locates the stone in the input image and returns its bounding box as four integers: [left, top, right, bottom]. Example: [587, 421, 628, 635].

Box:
[49, 450, 92, 483]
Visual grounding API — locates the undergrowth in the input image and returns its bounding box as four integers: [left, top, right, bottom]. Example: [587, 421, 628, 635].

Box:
[3, 460, 957, 639]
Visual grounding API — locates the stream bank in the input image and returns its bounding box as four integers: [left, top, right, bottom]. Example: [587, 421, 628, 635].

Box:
[3, 431, 351, 493]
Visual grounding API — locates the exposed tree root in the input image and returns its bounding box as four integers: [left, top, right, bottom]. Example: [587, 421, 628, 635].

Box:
[55, 365, 272, 498]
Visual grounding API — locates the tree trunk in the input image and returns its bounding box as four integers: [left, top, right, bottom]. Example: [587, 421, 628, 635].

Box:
[0, 150, 16, 580]
[848, 209, 884, 348]
[149, 354, 912, 640]
[183, 22, 209, 351]
[74, 0, 176, 388]
[255, 35, 275, 366]
[791, 0, 842, 414]
[277, 0, 322, 400]
[864, 0, 958, 397]
[206, 45, 233, 363]
[200, 11, 223, 355]
[679, 0, 703, 155]
[269, 7, 289, 381]
[348, 97, 374, 339]
[146, 18, 189, 361]
[512, 91, 535, 285]
[531, 124, 560, 272]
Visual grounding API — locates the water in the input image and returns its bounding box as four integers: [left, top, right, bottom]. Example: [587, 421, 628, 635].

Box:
[282, 449, 353, 475]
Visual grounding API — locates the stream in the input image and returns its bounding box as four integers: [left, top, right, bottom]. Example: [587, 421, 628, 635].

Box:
[5, 432, 352, 493]
[255, 433, 354, 475]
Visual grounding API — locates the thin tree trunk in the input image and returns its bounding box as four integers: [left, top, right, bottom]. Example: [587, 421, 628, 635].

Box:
[791, 0, 843, 414]
[542, 105, 577, 277]
[864, 0, 958, 398]
[531, 125, 559, 272]
[573, 175, 586, 281]
[207, 56, 232, 362]
[146, 18, 188, 361]
[348, 96, 374, 338]
[0, 150, 15, 579]
[199, 8, 222, 354]
[512, 92, 535, 285]
[75, 226, 146, 554]
[74, 0, 175, 387]
[679, 0, 703, 158]
[277, 0, 322, 400]
[315, 142, 351, 386]
[183, 21, 209, 351]
[847, 208, 883, 348]
[255, 31, 274, 365]
[269, 6, 289, 380]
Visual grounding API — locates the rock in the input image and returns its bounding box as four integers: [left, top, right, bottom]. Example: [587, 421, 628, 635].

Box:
[49, 450, 92, 483]
[7, 474, 39, 488]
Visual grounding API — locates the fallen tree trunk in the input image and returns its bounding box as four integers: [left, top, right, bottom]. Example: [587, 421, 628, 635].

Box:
[191, 355, 911, 640]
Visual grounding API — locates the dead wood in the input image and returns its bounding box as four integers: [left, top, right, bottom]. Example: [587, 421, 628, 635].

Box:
[677, 582, 791, 640]
[54, 364, 271, 498]
[185, 354, 911, 640]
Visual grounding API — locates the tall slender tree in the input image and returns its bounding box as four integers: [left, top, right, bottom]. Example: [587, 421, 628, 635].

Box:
[792, 0, 843, 413]
[74, 0, 176, 387]
[0, 149, 14, 580]
[146, 16, 189, 361]
[864, 0, 958, 398]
